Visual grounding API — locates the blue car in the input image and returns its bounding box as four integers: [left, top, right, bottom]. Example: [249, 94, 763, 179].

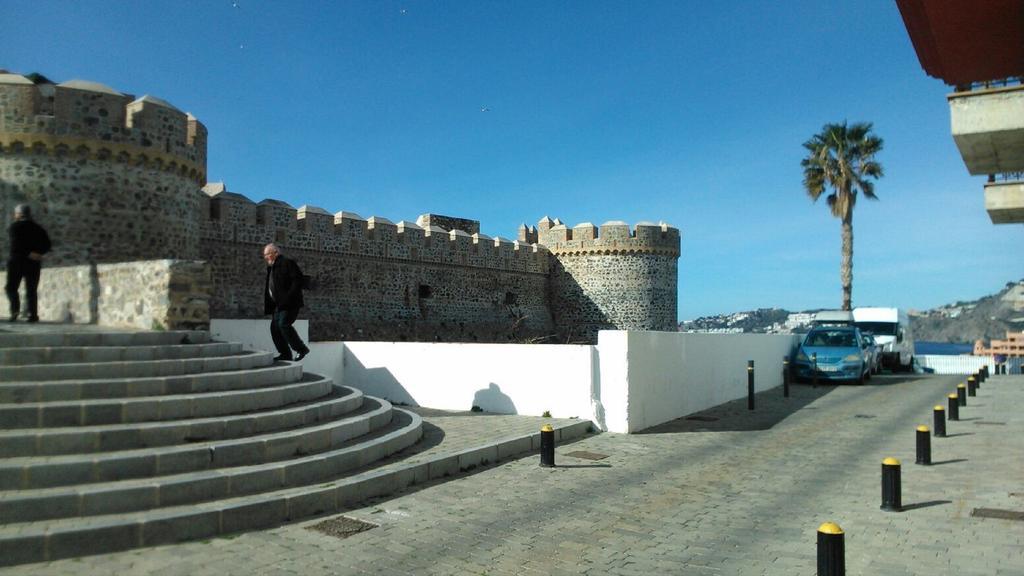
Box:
[793, 326, 871, 384]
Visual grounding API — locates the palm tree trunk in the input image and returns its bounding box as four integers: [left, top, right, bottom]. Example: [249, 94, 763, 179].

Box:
[841, 210, 853, 311]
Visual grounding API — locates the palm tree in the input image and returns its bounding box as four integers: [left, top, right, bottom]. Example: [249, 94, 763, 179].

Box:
[801, 121, 884, 311]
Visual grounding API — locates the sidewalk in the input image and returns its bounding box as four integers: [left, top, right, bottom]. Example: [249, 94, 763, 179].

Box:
[3, 373, 1022, 575]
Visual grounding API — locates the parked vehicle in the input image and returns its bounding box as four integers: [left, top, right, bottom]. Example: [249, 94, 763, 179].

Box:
[793, 325, 872, 384]
[853, 307, 915, 372]
[861, 332, 881, 375]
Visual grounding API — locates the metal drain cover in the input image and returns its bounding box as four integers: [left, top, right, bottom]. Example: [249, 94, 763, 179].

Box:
[565, 450, 609, 460]
[854, 414, 876, 419]
[971, 508, 1024, 521]
[307, 515, 378, 539]
[974, 421, 1006, 425]
[686, 415, 718, 422]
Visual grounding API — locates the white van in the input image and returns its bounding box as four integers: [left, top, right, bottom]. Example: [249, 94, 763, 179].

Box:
[852, 307, 915, 372]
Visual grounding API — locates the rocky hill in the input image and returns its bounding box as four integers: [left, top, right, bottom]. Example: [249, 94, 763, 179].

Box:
[680, 279, 1024, 343]
[910, 280, 1024, 343]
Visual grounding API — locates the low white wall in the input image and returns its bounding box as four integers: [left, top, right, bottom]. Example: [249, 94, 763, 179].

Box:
[205, 323, 802, 433]
[606, 331, 800, 433]
[917, 355, 992, 375]
[339, 341, 597, 421]
[210, 319, 309, 354]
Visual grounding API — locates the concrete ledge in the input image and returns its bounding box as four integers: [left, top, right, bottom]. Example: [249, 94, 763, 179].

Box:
[985, 180, 1024, 224]
[0, 330, 210, 349]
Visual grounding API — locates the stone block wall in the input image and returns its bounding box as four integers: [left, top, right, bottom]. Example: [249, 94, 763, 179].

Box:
[201, 187, 554, 342]
[532, 219, 680, 343]
[1, 260, 210, 330]
[0, 73, 206, 266]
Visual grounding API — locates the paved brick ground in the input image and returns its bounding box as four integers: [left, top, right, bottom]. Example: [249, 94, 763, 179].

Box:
[3, 373, 1022, 575]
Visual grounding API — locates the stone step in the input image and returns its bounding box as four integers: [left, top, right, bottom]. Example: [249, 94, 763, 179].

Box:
[0, 385, 364, 457]
[0, 350, 275, 382]
[0, 403, 419, 523]
[0, 396, 395, 490]
[0, 342, 242, 366]
[0, 373, 333, 430]
[0, 330, 210, 349]
[0, 363, 303, 403]
[0, 415, 597, 567]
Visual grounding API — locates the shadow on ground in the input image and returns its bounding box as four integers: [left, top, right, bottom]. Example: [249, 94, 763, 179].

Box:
[639, 383, 840, 434]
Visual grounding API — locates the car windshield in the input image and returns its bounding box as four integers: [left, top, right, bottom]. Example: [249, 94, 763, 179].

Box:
[805, 330, 858, 348]
[855, 322, 897, 336]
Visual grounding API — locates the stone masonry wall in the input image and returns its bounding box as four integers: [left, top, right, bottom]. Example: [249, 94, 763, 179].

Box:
[202, 186, 554, 342]
[533, 219, 680, 343]
[0, 73, 206, 266]
[0, 259, 210, 330]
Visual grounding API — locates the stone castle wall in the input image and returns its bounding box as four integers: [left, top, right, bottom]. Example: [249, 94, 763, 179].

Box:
[528, 219, 680, 342]
[201, 185, 555, 342]
[0, 73, 206, 265]
[0, 72, 680, 343]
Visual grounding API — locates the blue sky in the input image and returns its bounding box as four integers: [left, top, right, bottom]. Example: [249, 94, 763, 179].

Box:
[3, 0, 1022, 319]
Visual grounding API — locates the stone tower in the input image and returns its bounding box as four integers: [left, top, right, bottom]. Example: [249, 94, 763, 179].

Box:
[532, 218, 680, 342]
[0, 72, 207, 266]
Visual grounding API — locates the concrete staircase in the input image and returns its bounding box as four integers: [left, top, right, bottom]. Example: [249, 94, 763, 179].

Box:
[0, 329, 422, 566]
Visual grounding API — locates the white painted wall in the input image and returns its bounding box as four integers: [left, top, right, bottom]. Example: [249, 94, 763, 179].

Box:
[602, 331, 800, 432]
[207, 322, 802, 433]
[339, 341, 597, 421]
[210, 319, 309, 354]
[917, 354, 1022, 375]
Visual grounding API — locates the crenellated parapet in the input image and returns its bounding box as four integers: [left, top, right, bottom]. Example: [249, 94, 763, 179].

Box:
[0, 73, 206, 182]
[525, 217, 680, 257]
[202, 184, 549, 275]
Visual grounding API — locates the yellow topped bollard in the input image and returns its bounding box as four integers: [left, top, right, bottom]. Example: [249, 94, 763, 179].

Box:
[817, 522, 845, 576]
[933, 405, 946, 437]
[881, 457, 902, 512]
[957, 383, 967, 407]
[916, 425, 931, 465]
[539, 424, 555, 467]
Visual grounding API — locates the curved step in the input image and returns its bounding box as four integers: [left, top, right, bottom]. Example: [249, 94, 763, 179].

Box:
[0, 385, 364, 457]
[0, 363, 303, 403]
[0, 396, 395, 490]
[0, 373, 334, 429]
[0, 405, 421, 523]
[0, 351, 275, 382]
[0, 342, 242, 366]
[0, 330, 210, 349]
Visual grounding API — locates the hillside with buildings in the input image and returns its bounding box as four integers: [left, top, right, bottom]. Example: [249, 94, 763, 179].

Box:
[680, 279, 1024, 343]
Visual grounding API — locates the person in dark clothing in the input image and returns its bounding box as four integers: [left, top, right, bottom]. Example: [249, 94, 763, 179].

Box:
[263, 243, 310, 361]
[5, 204, 51, 322]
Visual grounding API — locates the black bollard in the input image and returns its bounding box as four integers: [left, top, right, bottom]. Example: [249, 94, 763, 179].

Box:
[817, 522, 845, 576]
[967, 376, 977, 397]
[983, 365, 989, 380]
[812, 353, 819, 388]
[783, 356, 790, 398]
[747, 360, 755, 411]
[539, 424, 555, 467]
[957, 383, 967, 407]
[916, 425, 931, 465]
[881, 457, 902, 512]
[976, 369, 984, 388]
[933, 405, 946, 437]
[948, 393, 959, 421]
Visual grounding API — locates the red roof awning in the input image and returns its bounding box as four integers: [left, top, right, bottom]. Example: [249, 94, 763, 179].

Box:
[897, 0, 1024, 86]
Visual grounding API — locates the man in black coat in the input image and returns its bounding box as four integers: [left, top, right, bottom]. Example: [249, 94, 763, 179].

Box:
[6, 204, 51, 322]
[263, 243, 310, 361]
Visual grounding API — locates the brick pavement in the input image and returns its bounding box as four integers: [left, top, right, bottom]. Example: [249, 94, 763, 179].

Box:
[3, 373, 1022, 575]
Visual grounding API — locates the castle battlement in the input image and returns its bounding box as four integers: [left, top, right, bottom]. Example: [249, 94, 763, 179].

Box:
[202, 184, 548, 274]
[521, 217, 680, 256]
[0, 73, 206, 182]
